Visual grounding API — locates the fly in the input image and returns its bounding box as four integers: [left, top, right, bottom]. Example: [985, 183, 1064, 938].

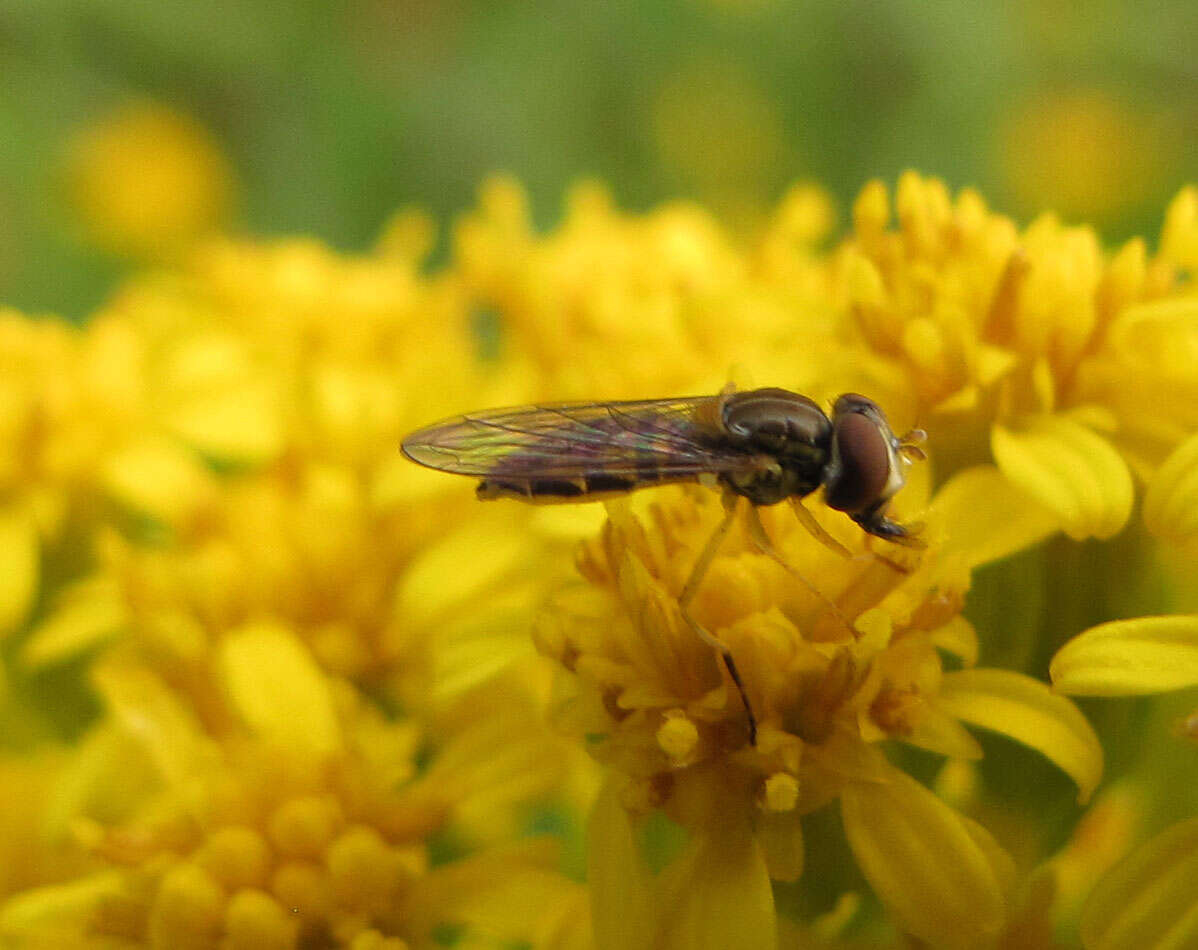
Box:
[402, 386, 927, 745]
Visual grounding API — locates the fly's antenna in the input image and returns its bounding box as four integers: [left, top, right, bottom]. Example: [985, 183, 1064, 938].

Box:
[897, 406, 928, 463]
[897, 427, 927, 462]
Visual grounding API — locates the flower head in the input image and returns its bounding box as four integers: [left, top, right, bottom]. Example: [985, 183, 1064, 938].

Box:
[0, 626, 582, 949]
[63, 102, 235, 258]
[830, 175, 1198, 540]
[538, 480, 1102, 946]
[0, 222, 600, 947]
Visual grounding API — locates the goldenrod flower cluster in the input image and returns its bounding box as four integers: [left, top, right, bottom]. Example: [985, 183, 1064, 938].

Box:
[0, 225, 594, 948]
[452, 172, 1198, 948]
[1, 108, 1195, 948]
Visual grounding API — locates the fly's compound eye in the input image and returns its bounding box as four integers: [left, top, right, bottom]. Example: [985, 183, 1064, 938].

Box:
[823, 398, 899, 513]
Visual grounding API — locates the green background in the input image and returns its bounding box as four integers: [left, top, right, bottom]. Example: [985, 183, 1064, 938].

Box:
[2, 0, 1195, 318]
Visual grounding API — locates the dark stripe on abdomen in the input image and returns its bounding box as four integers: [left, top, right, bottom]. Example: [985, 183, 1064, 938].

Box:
[479, 471, 659, 502]
[584, 473, 636, 493]
[478, 477, 588, 500]
[530, 479, 586, 497]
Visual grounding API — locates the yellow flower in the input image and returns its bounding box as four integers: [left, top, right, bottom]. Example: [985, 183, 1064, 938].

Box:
[537, 481, 1101, 947]
[1051, 615, 1198, 948]
[17, 230, 602, 689]
[0, 310, 140, 645]
[1079, 817, 1198, 950]
[650, 58, 786, 214]
[0, 221, 603, 946]
[454, 175, 1198, 546]
[5, 167, 1194, 950]
[0, 625, 582, 949]
[63, 102, 235, 258]
[453, 177, 748, 399]
[451, 175, 845, 410]
[998, 90, 1175, 223]
[831, 174, 1197, 541]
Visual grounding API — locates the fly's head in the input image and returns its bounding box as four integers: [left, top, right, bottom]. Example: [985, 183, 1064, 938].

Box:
[823, 393, 926, 546]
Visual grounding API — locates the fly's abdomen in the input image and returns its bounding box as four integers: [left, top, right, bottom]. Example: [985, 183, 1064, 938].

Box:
[477, 468, 678, 503]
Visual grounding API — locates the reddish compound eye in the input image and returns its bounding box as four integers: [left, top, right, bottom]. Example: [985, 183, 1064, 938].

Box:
[824, 409, 892, 513]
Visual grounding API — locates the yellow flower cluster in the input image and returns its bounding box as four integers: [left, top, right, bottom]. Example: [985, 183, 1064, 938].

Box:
[535, 480, 1102, 948]
[449, 173, 1198, 946]
[457, 174, 1198, 545]
[64, 103, 235, 258]
[5, 639, 580, 949]
[0, 225, 596, 948]
[3, 110, 1196, 948]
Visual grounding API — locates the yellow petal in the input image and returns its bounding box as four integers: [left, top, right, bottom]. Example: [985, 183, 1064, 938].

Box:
[101, 436, 214, 526]
[218, 622, 342, 758]
[92, 664, 209, 785]
[904, 704, 984, 760]
[0, 871, 127, 942]
[992, 417, 1133, 540]
[938, 669, 1103, 803]
[166, 382, 284, 465]
[20, 575, 127, 669]
[587, 778, 657, 950]
[1160, 185, 1198, 268]
[0, 504, 38, 637]
[927, 465, 1059, 569]
[432, 608, 532, 703]
[975, 345, 1019, 388]
[1081, 817, 1198, 950]
[395, 511, 530, 629]
[658, 819, 777, 950]
[1050, 615, 1198, 696]
[841, 767, 1010, 948]
[757, 808, 804, 883]
[1143, 431, 1198, 542]
[933, 384, 980, 415]
[961, 812, 1017, 900]
[931, 616, 979, 668]
[417, 857, 587, 947]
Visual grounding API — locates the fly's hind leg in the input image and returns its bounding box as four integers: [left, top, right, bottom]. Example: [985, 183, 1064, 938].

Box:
[744, 504, 857, 635]
[678, 493, 757, 745]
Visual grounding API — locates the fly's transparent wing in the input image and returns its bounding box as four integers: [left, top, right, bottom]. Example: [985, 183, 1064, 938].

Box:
[401, 396, 757, 481]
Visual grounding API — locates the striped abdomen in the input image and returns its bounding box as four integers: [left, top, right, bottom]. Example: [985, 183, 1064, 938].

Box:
[476, 468, 678, 503]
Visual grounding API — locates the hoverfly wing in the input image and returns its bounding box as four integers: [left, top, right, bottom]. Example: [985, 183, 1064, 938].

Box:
[401, 396, 757, 499]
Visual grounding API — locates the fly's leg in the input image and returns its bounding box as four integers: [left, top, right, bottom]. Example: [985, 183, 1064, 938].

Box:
[791, 496, 910, 576]
[853, 502, 926, 573]
[853, 501, 926, 549]
[788, 497, 853, 559]
[678, 493, 757, 745]
[746, 504, 857, 635]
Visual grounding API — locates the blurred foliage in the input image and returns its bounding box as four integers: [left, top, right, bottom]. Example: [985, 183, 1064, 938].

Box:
[1, 0, 1196, 318]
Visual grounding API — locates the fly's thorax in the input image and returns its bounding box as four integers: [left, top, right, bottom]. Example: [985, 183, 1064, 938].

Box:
[823, 393, 906, 514]
[720, 462, 820, 506]
[718, 388, 833, 505]
[720, 388, 832, 452]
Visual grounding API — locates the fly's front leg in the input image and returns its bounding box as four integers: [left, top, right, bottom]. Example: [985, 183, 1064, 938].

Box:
[745, 504, 857, 635]
[678, 492, 757, 745]
[852, 502, 926, 574]
[852, 501, 926, 549]
[788, 497, 853, 559]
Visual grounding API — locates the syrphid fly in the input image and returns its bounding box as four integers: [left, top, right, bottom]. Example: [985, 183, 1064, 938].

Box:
[402, 386, 927, 744]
